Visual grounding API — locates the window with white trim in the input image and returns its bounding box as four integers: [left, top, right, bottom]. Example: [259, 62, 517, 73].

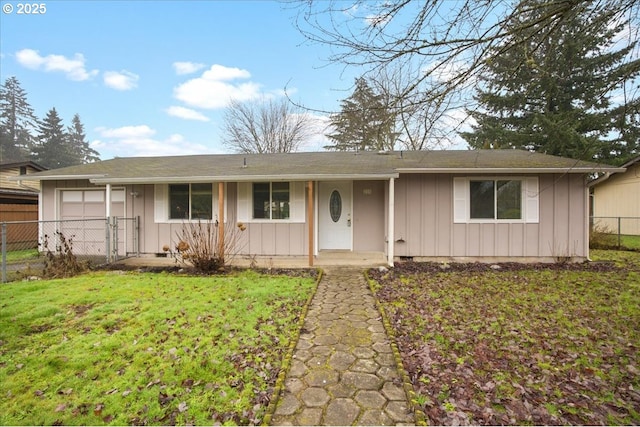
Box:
[155, 183, 225, 223]
[253, 182, 290, 220]
[454, 177, 539, 223]
[470, 180, 522, 220]
[236, 181, 305, 223]
[169, 183, 212, 220]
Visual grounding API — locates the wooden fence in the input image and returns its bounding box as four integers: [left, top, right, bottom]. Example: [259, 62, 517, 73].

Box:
[0, 204, 38, 249]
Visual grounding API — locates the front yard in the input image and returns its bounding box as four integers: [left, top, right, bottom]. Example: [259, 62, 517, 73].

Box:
[370, 250, 640, 425]
[0, 270, 317, 425]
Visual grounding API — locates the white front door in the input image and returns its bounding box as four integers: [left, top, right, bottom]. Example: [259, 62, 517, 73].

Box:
[319, 181, 352, 250]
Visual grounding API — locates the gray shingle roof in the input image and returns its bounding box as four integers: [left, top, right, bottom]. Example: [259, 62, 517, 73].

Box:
[22, 150, 623, 184]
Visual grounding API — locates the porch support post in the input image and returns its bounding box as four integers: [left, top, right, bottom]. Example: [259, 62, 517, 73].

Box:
[105, 184, 112, 263]
[105, 183, 112, 219]
[308, 180, 314, 267]
[387, 177, 395, 267]
[218, 182, 225, 261]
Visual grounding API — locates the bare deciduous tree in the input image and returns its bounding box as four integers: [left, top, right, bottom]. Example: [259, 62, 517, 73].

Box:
[288, 0, 640, 147]
[222, 97, 314, 153]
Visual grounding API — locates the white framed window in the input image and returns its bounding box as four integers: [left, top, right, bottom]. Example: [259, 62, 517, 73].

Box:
[237, 181, 306, 223]
[454, 177, 539, 223]
[253, 182, 290, 220]
[155, 183, 226, 223]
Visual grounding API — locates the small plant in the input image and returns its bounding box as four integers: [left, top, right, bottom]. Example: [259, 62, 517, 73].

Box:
[171, 220, 247, 273]
[590, 223, 619, 249]
[40, 231, 86, 279]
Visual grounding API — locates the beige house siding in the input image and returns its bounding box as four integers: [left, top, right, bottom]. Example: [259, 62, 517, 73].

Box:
[394, 173, 588, 261]
[0, 164, 41, 192]
[40, 173, 590, 261]
[353, 180, 386, 252]
[592, 161, 640, 235]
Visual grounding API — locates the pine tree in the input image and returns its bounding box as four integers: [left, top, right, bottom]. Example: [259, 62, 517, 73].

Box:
[461, 0, 640, 163]
[0, 77, 38, 161]
[326, 78, 398, 151]
[33, 108, 72, 169]
[68, 114, 100, 163]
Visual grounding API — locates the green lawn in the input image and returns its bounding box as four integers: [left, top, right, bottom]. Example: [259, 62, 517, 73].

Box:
[0, 270, 317, 425]
[371, 250, 640, 425]
[4, 248, 40, 263]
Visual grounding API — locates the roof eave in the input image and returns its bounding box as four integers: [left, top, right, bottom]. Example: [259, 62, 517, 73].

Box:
[396, 167, 626, 174]
[8, 174, 107, 182]
[89, 172, 399, 184]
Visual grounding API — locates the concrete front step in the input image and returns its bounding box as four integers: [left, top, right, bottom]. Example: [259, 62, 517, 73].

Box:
[317, 250, 386, 264]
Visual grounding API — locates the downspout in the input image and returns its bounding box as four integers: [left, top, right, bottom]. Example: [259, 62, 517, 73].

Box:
[585, 176, 591, 261]
[106, 184, 112, 262]
[388, 177, 395, 267]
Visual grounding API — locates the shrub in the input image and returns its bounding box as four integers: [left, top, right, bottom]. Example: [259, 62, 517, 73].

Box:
[170, 220, 247, 273]
[41, 231, 87, 279]
[590, 223, 619, 249]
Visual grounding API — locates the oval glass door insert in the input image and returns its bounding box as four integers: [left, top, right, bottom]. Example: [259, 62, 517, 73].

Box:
[329, 190, 342, 223]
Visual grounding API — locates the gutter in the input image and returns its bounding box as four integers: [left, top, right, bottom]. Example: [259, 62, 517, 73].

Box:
[89, 173, 399, 185]
[396, 167, 626, 174]
[8, 174, 107, 182]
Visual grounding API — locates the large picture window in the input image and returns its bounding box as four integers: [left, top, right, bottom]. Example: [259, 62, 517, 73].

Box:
[169, 183, 212, 220]
[470, 180, 522, 220]
[253, 182, 290, 220]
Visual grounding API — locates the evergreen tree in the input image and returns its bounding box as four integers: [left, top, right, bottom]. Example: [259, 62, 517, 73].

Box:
[0, 77, 38, 161]
[67, 114, 100, 163]
[326, 78, 398, 151]
[461, 0, 640, 163]
[33, 108, 72, 169]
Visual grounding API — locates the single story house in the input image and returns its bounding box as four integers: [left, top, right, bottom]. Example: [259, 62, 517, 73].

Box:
[589, 155, 640, 236]
[19, 150, 623, 266]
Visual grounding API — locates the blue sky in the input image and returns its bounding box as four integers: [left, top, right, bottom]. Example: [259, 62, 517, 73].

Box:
[1, 0, 363, 159]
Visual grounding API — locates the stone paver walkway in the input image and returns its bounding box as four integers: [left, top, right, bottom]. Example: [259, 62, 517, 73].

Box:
[270, 267, 415, 426]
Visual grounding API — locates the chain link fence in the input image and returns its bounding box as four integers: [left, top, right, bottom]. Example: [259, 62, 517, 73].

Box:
[590, 216, 640, 250]
[1, 217, 139, 282]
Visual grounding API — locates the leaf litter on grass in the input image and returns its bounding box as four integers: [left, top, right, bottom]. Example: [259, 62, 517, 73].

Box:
[0, 269, 317, 426]
[370, 252, 640, 425]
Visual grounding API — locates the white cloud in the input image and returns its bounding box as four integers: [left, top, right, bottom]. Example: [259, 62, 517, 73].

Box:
[103, 70, 139, 91]
[173, 64, 261, 109]
[93, 126, 213, 157]
[173, 61, 206, 75]
[166, 106, 210, 122]
[97, 125, 155, 139]
[15, 48, 98, 81]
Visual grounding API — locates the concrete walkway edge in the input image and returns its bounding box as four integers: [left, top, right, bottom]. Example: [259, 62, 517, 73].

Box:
[262, 269, 325, 426]
[364, 270, 428, 426]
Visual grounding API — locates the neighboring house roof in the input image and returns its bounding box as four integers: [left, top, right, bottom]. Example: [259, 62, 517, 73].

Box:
[18, 150, 624, 184]
[0, 160, 47, 171]
[588, 154, 639, 187]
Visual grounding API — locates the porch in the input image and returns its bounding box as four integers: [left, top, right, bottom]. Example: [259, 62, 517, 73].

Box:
[114, 250, 388, 269]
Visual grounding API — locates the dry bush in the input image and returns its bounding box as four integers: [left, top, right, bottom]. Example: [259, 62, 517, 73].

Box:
[170, 221, 247, 273]
[41, 231, 87, 279]
[590, 222, 619, 249]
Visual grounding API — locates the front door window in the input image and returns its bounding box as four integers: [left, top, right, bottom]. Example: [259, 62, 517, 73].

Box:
[329, 190, 342, 223]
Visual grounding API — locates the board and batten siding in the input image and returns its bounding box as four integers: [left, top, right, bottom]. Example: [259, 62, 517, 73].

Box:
[592, 161, 640, 235]
[393, 173, 588, 260]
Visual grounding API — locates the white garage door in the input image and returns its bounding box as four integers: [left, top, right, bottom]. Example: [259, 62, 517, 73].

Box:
[58, 189, 125, 256]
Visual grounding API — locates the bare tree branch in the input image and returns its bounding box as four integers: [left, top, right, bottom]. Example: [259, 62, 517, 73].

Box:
[221, 97, 314, 153]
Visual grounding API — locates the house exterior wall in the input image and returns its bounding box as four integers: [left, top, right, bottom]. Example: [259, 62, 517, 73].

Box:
[40, 173, 590, 261]
[592, 162, 640, 235]
[394, 173, 588, 261]
[0, 164, 41, 192]
[353, 180, 386, 252]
